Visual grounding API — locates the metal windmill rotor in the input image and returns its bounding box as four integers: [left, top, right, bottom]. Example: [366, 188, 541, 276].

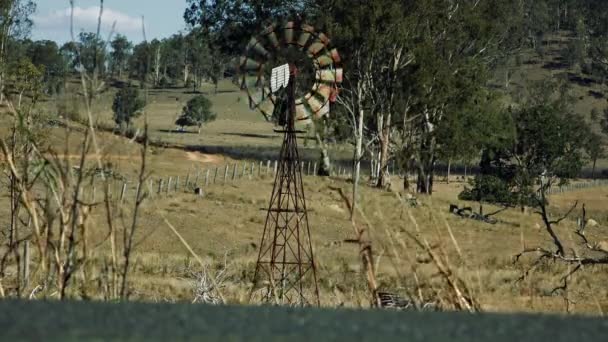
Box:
[238, 21, 343, 125]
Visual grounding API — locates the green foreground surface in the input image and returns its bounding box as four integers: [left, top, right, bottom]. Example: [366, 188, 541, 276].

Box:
[1, 300, 607, 341]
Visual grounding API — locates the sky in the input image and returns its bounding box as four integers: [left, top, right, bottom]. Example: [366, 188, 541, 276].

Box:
[31, 0, 190, 44]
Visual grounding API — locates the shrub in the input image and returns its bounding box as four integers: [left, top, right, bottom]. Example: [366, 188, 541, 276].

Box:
[175, 95, 216, 134]
[112, 85, 145, 132]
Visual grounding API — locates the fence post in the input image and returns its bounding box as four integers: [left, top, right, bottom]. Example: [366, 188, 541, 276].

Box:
[259, 161, 263, 177]
[195, 170, 201, 187]
[167, 177, 172, 195]
[214, 167, 219, 184]
[158, 179, 164, 195]
[148, 179, 154, 198]
[266, 160, 271, 175]
[22, 240, 30, 290]
[176, 176, 180, 192]
[233, 164, 238, 181]
[307, 162, 311, 176]
[120, 182, 127, 203]
[186, 173, 192, 188]
[250, 162, 255, 180]
[135, 182, 141, 201]
[313, 162, 317, 176]
[243, 163, 247, 179]
[205, 169, 210, 187]
[274, 160, 278, 175]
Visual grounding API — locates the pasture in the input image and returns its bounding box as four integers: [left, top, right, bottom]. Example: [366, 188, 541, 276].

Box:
[2, 76, 608, 315]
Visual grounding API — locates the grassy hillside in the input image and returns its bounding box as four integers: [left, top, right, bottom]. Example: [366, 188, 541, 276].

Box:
[1, 32, 607, 316]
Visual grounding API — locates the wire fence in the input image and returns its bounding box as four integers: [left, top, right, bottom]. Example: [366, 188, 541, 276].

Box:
[80, 159, 357, 203]
[77, 160, 608, 204]
[546, 179, 608, 195]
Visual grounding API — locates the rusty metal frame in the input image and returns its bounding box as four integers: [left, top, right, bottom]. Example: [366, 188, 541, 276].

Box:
[250, 65, 320, 306]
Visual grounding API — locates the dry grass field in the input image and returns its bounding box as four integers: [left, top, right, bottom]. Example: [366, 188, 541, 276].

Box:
[1, 63, 608, 315]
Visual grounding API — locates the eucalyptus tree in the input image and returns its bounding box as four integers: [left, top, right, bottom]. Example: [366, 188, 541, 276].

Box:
[110, 34, 133, 79]
[0, 0, 35, 102]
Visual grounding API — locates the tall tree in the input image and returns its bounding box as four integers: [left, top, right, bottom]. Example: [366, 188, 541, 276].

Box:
[78, 32, 106, 76]
[0, 0, 35, 102]
[27, 40, 67, 95]
[110, 34, 132, 79]
[129, 41, 151, 86]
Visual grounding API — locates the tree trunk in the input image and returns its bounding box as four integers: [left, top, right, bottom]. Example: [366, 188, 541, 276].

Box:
[184, 64, 190, 85]
[447, 158, 452, 184]
[377, 110, 392, 189]
[312, 121, 331, 176]
[416, 135, 436, 195]
[352, 107, 364, 220]
[154, 45, 161, 86]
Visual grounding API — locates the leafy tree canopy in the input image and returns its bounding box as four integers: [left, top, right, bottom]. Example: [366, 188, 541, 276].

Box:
[112, 86, 145, 129]
[175, 95, 216, 133]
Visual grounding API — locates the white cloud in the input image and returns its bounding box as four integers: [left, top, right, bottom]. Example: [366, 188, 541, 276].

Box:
[33, 6, 141, 40]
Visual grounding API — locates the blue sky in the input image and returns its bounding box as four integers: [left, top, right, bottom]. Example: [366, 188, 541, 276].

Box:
[32, 0, 189, 44]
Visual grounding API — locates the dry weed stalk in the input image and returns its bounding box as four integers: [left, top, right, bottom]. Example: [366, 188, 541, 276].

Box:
[329, 186, 380, 307]
[0, 0, 150, 300]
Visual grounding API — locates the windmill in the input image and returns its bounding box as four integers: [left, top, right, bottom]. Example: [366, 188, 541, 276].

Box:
[238, 21, 343, 306]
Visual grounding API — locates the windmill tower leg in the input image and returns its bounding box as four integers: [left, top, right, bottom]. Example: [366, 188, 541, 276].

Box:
[250, 67, 320, 306]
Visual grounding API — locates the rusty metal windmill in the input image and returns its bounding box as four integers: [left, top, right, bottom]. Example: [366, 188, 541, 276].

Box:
[238, 21, 343, 306]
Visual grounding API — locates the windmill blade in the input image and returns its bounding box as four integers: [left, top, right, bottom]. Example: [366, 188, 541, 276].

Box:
[308, 83, 333, 103]
[316, 68, 343, 83]
[256, 96, 276, 120]
[307, 33, 330, 57]
[315, 48, 341, 67]
[284, 21, 295, 44]
[297, 24, 314, 50]
[264, 28, 280, 51]
[239, 57, 264, 72]
[295, 98, 313, 122]
[246, 37, 270, 59]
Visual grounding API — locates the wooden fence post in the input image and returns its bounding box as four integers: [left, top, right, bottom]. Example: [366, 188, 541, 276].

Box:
[22, 241, 30, 290]
[307, 161, 311, 176]
[158, 179, 164, 195]
[148, 179, 154, 198]
[266, 160, 271, 175]
[313, 162, 317, 176]
[233, 164, 238, 181]
[120, 182, 127, 203]
[167, 177, 172, 195]
[194, 170, 201, 187]
[135, 182, 141, 201]
[214, 167, 219, 184]
[259, 161, 263, 177]
[274, 160, 278, 175]
[250, 162, 255, 180]
[224, 165, 229, 184]
[176, 176, 181, 192]
[205, 169, 210, 186]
